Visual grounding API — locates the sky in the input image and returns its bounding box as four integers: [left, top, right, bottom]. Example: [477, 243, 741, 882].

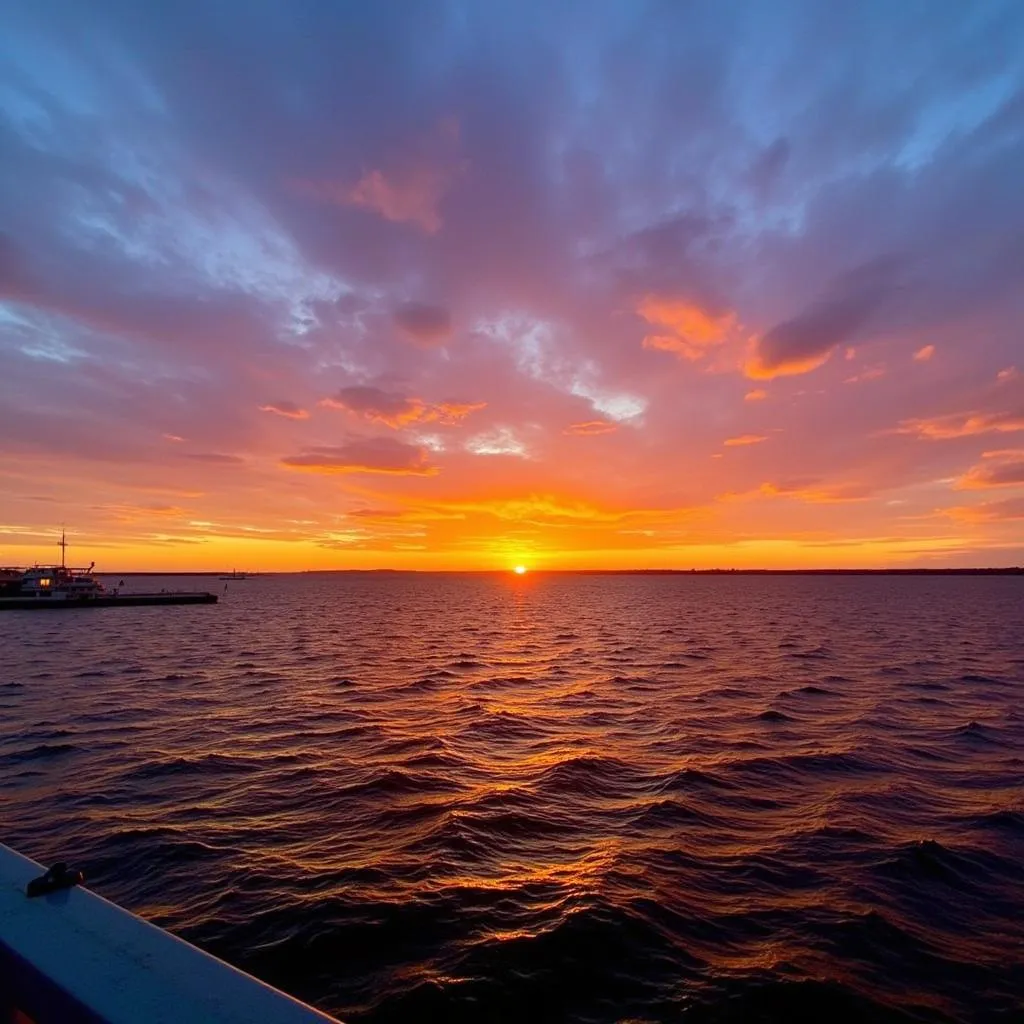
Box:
[1, 0, 1023, 571]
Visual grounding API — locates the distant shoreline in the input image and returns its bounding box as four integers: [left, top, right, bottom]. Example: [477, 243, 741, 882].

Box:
[91, 567, 1024, 576]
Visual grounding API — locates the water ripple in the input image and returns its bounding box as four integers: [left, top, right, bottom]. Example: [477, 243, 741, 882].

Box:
[2, 572, 1023, 1022]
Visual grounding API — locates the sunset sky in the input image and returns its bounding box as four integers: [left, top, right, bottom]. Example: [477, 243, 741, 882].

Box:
[2, 1, 1023, 570]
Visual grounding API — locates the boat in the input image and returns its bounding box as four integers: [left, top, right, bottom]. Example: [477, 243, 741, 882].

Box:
[0, 841, 338, 1023]
[219, 569, 250, 580]
[0, 533, 218, 611]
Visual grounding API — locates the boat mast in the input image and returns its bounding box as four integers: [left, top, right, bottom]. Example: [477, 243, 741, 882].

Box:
[59, 529, 67, 569]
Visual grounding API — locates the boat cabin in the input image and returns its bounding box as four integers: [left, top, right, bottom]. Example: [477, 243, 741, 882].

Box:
[18, 565, 105, 600]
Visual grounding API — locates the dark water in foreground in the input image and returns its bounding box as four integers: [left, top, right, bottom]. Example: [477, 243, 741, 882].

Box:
[2, 573, 1023, 1023]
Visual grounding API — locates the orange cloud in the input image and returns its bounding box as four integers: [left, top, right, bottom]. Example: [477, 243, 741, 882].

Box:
[259, 401, 309, 420]
[564, 420, 618, 436]
[94, 503, 191, 524]
[322, 386, 484, 428]
[183, 452, 245, 464]
[293, 165, 453, 234]
[322, 388, 423, 427]
[844, 363, 886, 384]
[954, 452, 1024, 490]
[637, 296, 735, 360]
[744, 389, 767, 402]
[419, 494, 685, 525]
[348, 506, 466, 522]
[913, 344, 935, 362]
[290, 119, 464, 234]
[435, 400, 488, 424]
[745, 346, 833, 380]
[349, 169, 447, 233]
[942, 497, 1024, 522]
[724, 434, 768, 446]
[896, 410, 1024, 440]
[744, 263, 892, 379]
[758, 480, 871, 503]
[281, 438, 438, 475]
[716, 479, 868, 504]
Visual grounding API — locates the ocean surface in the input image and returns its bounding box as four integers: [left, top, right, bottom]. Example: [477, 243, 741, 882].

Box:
[1, 573, 1023, 1023]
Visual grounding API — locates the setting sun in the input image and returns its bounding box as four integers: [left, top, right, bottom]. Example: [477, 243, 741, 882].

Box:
[513, 565, 528, 575]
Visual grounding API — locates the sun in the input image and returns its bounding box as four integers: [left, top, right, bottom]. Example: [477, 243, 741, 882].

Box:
[513, 565, 528, 575]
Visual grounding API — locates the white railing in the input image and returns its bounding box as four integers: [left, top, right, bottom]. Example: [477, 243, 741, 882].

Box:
[0, 844, 341, 1024]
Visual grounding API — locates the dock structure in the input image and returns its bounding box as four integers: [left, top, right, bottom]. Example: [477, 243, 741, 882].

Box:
[0, 592, 218, 610]
[0, 843, 339, 1024]
[0, 533, 219, 610]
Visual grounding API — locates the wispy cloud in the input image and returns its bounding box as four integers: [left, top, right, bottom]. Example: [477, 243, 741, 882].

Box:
[896, 411, 1024, 440]
[724, 434, 768, 447]
[564, 420, 618, 436]
[322, 386, 484, 428]
[942, 497, 1024, 522]
[465, 427, 529, 457]
[259, 401, 309, 420]
[293, 168, 453, 235]
[954, 451, 1024, 490]
[281, 438, 438, 476]
[638, 297, 736, 361]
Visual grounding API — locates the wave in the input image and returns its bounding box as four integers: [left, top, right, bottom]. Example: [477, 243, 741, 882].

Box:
[659, 767, 736, 792]
[0, 741, 78, 767]
[2, 572, 1022, 1024]
[444, 654, 492, 670]
[533, 755, 649, 797]
[952, 720, 1004, 744]
[466, 674, 535, 690]
[727, 750, 884, 779]
[966, 808, 1024, 836]
[629, 797, 722, 830]
[787, 646, 832, 660]
[129, 751, 301, 779]
[874, 838, 988, 888]
[335, 768, 461, 800]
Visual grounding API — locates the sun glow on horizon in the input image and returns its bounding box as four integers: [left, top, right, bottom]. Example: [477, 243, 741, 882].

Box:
[513, 565, 528, 574]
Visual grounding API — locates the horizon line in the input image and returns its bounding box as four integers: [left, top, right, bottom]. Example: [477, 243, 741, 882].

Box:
[84, 566, 1024, 576]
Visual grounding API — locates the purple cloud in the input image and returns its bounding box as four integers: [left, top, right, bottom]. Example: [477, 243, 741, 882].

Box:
[393, 303, 453, 345]
[259, 401, 309, 420]
[747, 261, 897, 379]
[281, 438, 437, 475]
